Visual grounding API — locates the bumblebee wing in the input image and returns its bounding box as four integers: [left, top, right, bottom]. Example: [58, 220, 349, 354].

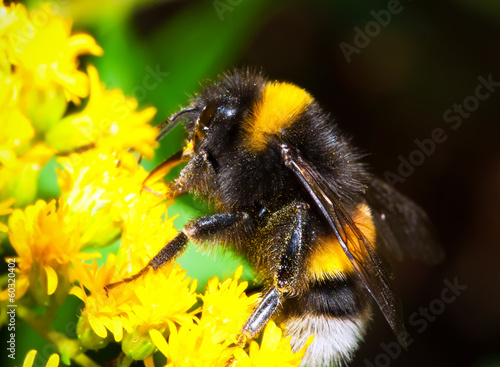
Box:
[280, 144, 406, 340]
[365, 178, 444, 265]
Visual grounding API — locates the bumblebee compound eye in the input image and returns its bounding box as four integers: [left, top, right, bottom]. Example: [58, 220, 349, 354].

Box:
[192, 103, 218, 146]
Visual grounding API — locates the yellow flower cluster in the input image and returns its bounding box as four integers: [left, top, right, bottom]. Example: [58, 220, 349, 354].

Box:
[148, 268, 313, 367]
[0, 0, 159, 305]
[1, 1, 312, 366]
[0, 0, 157, 209]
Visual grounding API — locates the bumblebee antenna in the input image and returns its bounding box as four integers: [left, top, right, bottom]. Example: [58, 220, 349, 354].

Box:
[156, 108, 200, 143]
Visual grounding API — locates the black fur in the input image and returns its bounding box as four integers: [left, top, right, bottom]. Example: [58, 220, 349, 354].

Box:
[281, 276, 369, 318]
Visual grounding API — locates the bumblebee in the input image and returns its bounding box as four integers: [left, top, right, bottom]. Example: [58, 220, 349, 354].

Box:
[106, 68, 443, 366]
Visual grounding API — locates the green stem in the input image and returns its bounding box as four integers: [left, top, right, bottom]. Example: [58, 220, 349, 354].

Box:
[18, 306, 100, 367]
[117, 354, 134, 367]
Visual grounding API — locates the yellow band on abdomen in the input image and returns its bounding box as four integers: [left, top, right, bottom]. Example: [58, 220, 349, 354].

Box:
[307, 203, 376, 282]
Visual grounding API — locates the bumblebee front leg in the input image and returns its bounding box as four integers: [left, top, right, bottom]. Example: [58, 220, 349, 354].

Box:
[241, 202, 310, 340]
[104, 212, 251, 293]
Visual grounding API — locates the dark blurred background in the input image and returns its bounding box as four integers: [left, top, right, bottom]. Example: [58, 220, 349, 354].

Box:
[25, 0, 500, 365]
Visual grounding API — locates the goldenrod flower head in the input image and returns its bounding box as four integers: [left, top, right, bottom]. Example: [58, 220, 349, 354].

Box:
[234, 321, 314, 367]
[200, 266, 260, 340]
[71, 203, 195, 358]
[0, 142, 56, 206]
[72, 257, 198, 358]
[57, 147, 166, 247]
[150, 320, 236, 367]
[149, 268, 260, 366]
[3, 2, 103, 106]
[47, 65, 158, 158]
[0, 52, 49, 205]
[4, 197, 99, 304]
[0, 1, 104, 204]
[118, 200, 177, 273]
[22, 349, 60, 367]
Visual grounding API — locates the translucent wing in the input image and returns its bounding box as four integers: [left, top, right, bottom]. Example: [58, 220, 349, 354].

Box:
[365, 178, 444, 265]
[280, 143, 406, 341]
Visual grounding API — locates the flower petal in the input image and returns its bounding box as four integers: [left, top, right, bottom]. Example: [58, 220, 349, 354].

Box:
[89, 314, 108, 338]
[44, 265, 58, 295]
[69, 286, 86, 301]
[149, 329, 169, 359]
[112, 318, 123, 342]
[46, 353, 60, 367]
[22, 350, 37, 367]
[67, 34, 103, 56]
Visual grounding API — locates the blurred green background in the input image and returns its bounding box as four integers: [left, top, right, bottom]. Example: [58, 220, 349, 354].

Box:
[7, 0, 500, 366]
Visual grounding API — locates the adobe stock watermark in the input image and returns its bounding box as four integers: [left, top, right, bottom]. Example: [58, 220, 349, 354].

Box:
[213, 0, 243, 21]
[25, 302, 82, 367]
[5, 258, 17, 360]
[339, 0, 407, 64]
[384, 73, 499, 186]
[363, 277, 467, 367]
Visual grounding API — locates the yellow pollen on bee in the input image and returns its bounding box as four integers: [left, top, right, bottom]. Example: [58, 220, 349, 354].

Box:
[183, 140, 194, 157]
[245, 82, 314, 151]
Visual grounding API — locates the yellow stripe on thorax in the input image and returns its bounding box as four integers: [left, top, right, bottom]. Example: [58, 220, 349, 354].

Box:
[307, 203, 376, 282]
[245, 82, 313, 151]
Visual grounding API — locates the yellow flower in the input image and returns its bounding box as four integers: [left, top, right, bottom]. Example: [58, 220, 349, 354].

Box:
[56, 147, 167, 247]
[199, 266, 260, 341]
[233, 321, 314, 367]
[2, 197, 99, 304]
[150, 320, 235, 367]
[150, 267, 311, 366]
[0, 1, 104, 203]
[4, 3, 103, 105]
[150, 268, 261, 366]
[0, 50, 32, 152]
[0, 142, 56, 206]
[47, 65, 158, 158]
[72, 257, 198, 358]
[0, 43, 54, 205]
[117, 199, 178, 274]
[22, 349, 60, 367]
[71, 201, 195, 359]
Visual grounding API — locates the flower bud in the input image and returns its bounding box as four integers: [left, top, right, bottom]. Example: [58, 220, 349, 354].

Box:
[121, 326, 162, 361]
[77, 316, 110, 350]
[19, 85, 67, 133]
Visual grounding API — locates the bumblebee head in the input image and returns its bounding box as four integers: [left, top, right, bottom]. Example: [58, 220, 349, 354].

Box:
[160, 69, 306, 209]
[185, 69, 266, 154]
